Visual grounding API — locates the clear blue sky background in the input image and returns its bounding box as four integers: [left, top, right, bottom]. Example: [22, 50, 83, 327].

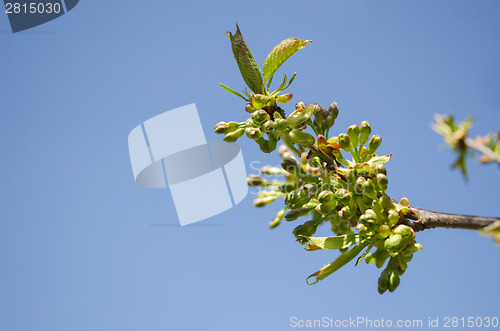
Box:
[1, 1, 499, 330]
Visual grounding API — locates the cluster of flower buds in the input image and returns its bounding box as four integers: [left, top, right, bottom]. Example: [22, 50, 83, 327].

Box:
[310, 102, 339, 137]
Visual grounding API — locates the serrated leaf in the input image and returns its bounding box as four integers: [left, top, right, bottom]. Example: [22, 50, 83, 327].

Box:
[227, 24, 264, 94]
[263, 38, 312, 82]
[367, 154, 392, 165]
[306, 241, 368, 285]
[304, 234, 361, 250]
[219, 83, 249, 101]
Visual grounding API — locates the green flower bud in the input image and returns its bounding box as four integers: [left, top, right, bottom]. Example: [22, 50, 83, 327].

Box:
[245, 103, 256, 113]
[338, 133, 351, 150]
[374, 164, 387, 175]
[261, 120, 274, 133]
[251, 109, 270, 125]
[276, 93, 293, 103]
[393, 224, 413, 238]
[325, 102, 339, 130]
[289, 129, 315, 146]
[387, 209, 399, 227]
[245, 126, 264, 140]
[363, 179, 378, 200]
[269, 209, 285, 229]
[318, 190, 334, 203]
[388, 272, 400, 292]
[376, 173, 388, 192]
[367, 135, 382, 154]
[223, 127, 245, 142]
[214, 121, 230, 134]
[359, 121, 372, 146]
[378, 195, 395, 211]
[278, 183, 296, 193]
[364, 209, 378, 221]
[252, 94, 271, 110]
[287, 106, 314, 129]
[254, 196, 277, 207]
[296, 101, 307, 109]
[347, 124, 360, 148]
[247, 174, 266, 187]
[400, 197, 410, 207]
[274, 118, 288, 132]
[335, 188, 352, 204]
[285, 208, 309, 221]
[384, 234, 403, 252]
[377, 225, 391, 239]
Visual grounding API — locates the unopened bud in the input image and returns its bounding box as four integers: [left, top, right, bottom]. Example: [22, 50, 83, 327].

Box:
[245, 127, 263, 140]
[359, 121, 372, 146]
[274, 118, 288, 132]
[400, 197, 410, 207]
[327, 102, 339, 121]
[251, 109, 270, 124]
[245, 103, 256, 113]
[261, 120, 274, 133]
[376, 174, 388, 192]
[347, 124, 360, 148]
[247, 174, 265, 187]
[223, 127, 245, 142]
[388, 272, 400, 292]
[318, 190, 334, 203]
[367, 135, 382, 154]
[387, 209, 399, 227]
[377, 225, 391, 239]
[335, 188, 352, 204]
[338, 133, 351, 150]
[285, 208, 309, 221]
[295, 101, 307, 110]
[393, 224, 413, 238]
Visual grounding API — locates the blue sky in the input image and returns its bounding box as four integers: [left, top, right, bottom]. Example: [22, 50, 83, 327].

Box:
[1, 1, 499, 330]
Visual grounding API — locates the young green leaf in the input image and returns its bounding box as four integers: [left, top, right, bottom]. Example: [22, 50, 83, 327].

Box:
[304, 234, 361, 250]
[227, 24, 265, 94]
[306, 241, 368, 285]
[262, 38, 312, 82]
[219, 83, 249, 101]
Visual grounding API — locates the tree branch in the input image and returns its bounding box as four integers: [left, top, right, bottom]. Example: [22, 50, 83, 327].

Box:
[405, 206, 500, 232]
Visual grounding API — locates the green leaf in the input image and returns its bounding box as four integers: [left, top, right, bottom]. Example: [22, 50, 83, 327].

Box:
[367, 154, 392, 165]
[219, 83, 249, 101]
[227, 24, 264, 94]
[355, 244, 373, 266]
[263, 38, 312, 82]
[304, 234, 361, 250]
[306, 241, 368, 285]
